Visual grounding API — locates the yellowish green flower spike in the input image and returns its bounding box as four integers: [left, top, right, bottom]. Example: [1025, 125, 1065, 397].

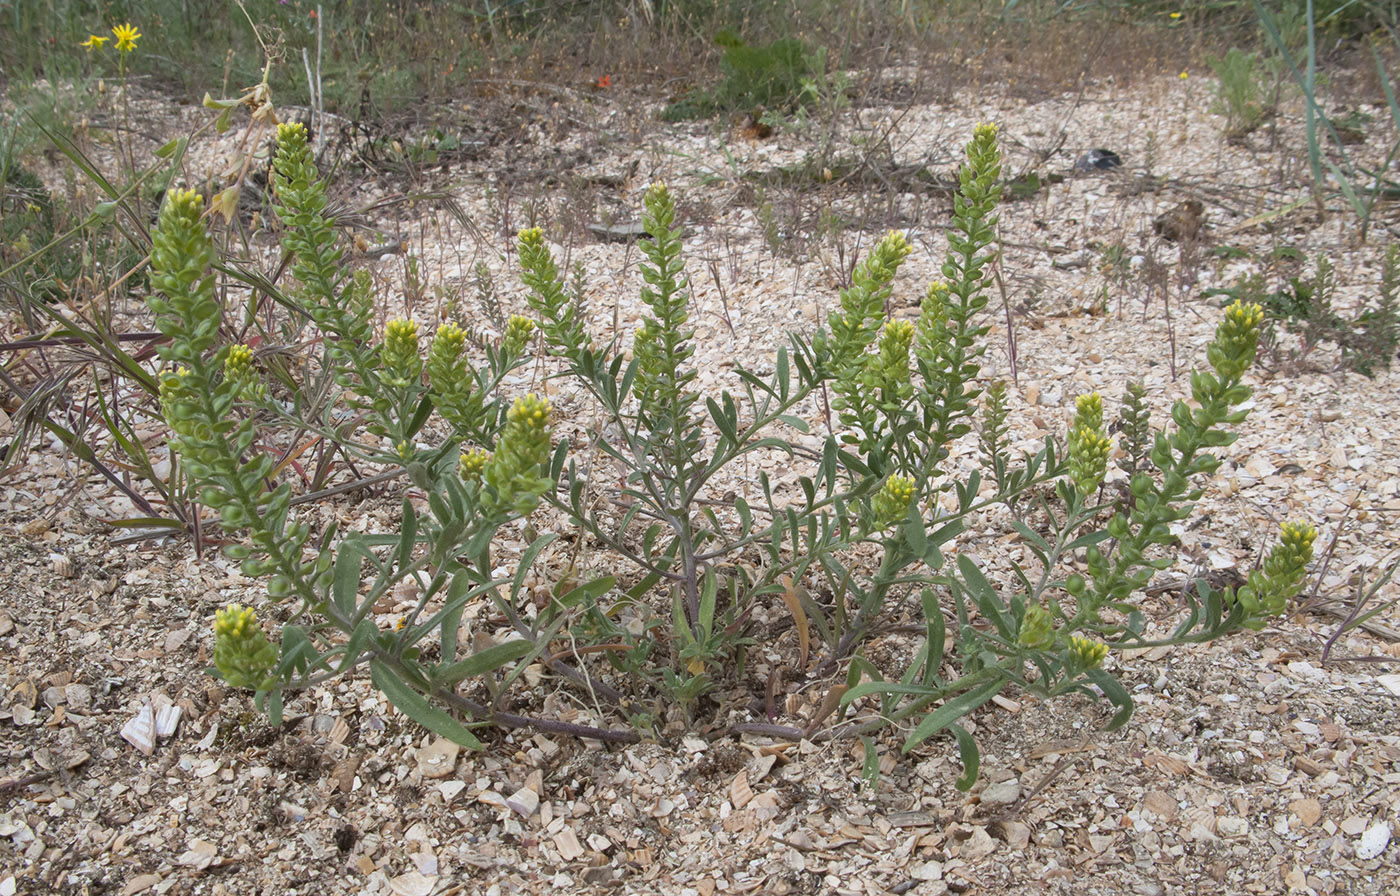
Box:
[1229, 521, 1317, 628]
[223, 343, 262, 398]
[426, 322, 484, 435]
[1067, 635, 1109, 673]
[150, 190, 218, 359]
[502, 315, 537, 359]
[382, 318, 422, 387]
[877, 320, 916, 389]
[1068, 392, 1112, 496]
[482, 394, 554, 518]
[872, 474, 916, 528]
[828, 230, 913, 375]
[212, 604, 278, 690]
[426, 322, 468, 391]
[1018, 604, 1056, 650]
[1209, 301, 1265, 381]
[459, 447, 490, 483]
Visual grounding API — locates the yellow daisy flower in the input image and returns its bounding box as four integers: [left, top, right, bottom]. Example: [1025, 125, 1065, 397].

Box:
[81, 34, 109, 50]
[112, 23, 140, 53]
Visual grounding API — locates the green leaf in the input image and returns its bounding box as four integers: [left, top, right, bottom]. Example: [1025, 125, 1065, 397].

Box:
[921, 588, 946, 686]
[331, 545, 363, 618]
[396, 497, 419, 573]
[860, 735, 881, 792]
[202, 92, 238, 110]
[552, 576, 617, 609]
[903, 513, 928, 558]
[956, 554, 1010, 637]
[904, 677, 1006, 751]
[275, 624, 316, 678]
[842, 679, 945, 704]
[154, 137, 187, 159]
[431, 638, 533, 687]
[948, 723, 981, 790]
[509, 532, 559, 605]
[371, 659, 484, 750]
[1086, 668, 1134, 730]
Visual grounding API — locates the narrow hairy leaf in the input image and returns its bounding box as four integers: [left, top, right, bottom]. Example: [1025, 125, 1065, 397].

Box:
[904, 678, 1006, 751]
[371, 660, 484, 750]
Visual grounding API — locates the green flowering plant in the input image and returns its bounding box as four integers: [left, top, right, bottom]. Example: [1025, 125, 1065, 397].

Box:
[141, 110, 1317, 782]
[510, 125, 1314, 780]
[837, 295, 1314, 787]
[147, 149, 637, 745]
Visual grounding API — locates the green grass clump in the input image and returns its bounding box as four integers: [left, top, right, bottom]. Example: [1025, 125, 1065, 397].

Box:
[663, 30, 826, 121]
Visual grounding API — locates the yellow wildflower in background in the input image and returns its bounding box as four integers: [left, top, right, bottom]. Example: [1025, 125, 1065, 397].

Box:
[112, 23, 140, 53]
[81, 34, 109, 50]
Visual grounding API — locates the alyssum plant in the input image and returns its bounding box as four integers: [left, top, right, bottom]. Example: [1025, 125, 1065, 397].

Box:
[155, 122, 1313, 784]
[153, 122, 638, 746]
[514, 123, 1314, 781]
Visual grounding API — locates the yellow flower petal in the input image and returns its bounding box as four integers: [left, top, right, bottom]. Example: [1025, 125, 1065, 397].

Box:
[112, 22, 141, 53]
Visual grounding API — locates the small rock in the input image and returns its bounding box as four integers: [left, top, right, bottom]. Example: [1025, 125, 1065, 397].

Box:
[64, 684, 92, 711]
[1289, 798, 1322, 827]
[981, 778, 1021, 806]
[416, 737, 460, 779]
[506, 785, 539, 818]
[960, 826, 997, 860]
[119, 873, 163, 896]
[997, 820, 1032, 850]
[388, 870, 435, 896]
[1052, 248, 1093, 270]
[553, 828, 586, 861]
[912, 860, 944, 881]
[1075, 148, 1123, 172]
[1142, 791, 1178, 822]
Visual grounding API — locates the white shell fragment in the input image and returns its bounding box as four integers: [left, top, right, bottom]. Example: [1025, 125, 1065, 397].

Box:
[120, 703, 157, 755]
[506, 785, 539, 818]
[155, 703, 182, 737]
[1356, 821, 1392, 860]
[119, 698, 181, 755]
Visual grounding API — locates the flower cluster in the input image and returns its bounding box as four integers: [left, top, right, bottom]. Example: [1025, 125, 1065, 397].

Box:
[519, 228, 590, 358]
[382, 318, 422, 387]
[223, 343, 261, 398]
[872, 474, 916, 529]
[212, 604, 278, 690]
[1018, 604, 1056, 650]
[1068, 392, 1112, 496]
[82, 23, 140, 53]
[426, 322, 483, 434]
[1066, 635, 1109, 673]
[481, 394, 553, 518]
[1209, 300, 1265, 381]
[1229, 521, 1318, 627]
[459, 447, 490, 483]
[502, 315, 537, 359]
